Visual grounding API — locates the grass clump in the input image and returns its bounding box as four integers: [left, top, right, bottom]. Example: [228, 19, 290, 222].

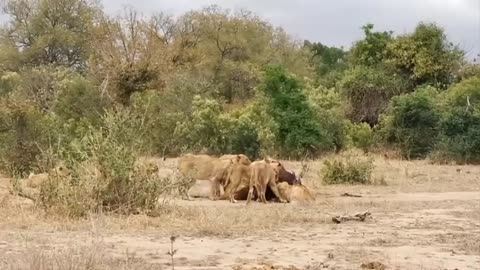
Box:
[321, 149, 375, 184]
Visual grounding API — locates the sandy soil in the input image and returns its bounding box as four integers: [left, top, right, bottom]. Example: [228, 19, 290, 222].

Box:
[0, 157, 479, 270]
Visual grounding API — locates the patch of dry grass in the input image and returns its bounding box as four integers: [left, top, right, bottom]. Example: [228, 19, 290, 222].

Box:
[0, 240, 160, 270]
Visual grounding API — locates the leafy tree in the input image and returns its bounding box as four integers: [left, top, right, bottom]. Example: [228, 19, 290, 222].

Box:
[347, 122, 374, 152]
[11, 66, 75, 113]
[1, 0, 101, 69]
[443, 76, 480, 108]
[350, 24, 392, 66]
[54, 74, 110, 125]
[435, 106, 480, 163]
[339, 66, 411, 126]
[386, 22, 464, 88]
[304, 41, 347, 87]
[89, 8, 165, 105]
[378, 86, 441, 158]
[305, 41, 347, 74]
[0, 98, 56, 176]
[432, 76, 480, 163]
[260, 66, 331, 157]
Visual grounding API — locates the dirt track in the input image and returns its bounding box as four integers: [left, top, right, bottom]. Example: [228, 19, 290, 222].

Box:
[0, 158, 479, 269]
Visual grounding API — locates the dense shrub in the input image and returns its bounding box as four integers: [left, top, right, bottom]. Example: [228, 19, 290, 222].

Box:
[38, 109, 181, 217]
[378, 86, 441, 159]
[433, 106, 480, 164]
[339, 66, 410, 126]
[260, 66, 332, 157]
[0, 98, 57, 176]
[54, 75, 110, 126]
[305, 84, 349, 152]
[347, 122, 374, 152]
[386, 22, 463, 88]
[321, 149, 375, 185]
[174, 96, 224, 154]
[443, 76, 480, 108]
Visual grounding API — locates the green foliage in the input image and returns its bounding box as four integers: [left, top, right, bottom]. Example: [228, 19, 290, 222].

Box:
[0, 71, 20, 96]
[321, 149, 375, 185]
[304, 41, 347, 87]
[114, 62, 160, 105]
[350, 24, 392, 66]
[39, 109, 177, 217]
[378, 86, 441, 158]
[386, 22, 464, 88]
[260, 66, 331, 157]
[174, 96, 267, 158]
[175, 96, 224, 153]
[339, 66, 410, 125]
[0, 1, 476, 192]
[54, 75, 110, 124]
[0, 98, 57, 176]
[347, 122, 374, 152]
[433, 106, 480, 164]
[443, 76, 480, 107]
[305, 83, 349, 152]
[1, 0, 100, 69]
[228, 101, 279, 157]
[215, 60, 260, 103]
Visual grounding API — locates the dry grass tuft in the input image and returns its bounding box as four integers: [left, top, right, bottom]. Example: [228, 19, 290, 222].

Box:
[0, 240, 160, 270]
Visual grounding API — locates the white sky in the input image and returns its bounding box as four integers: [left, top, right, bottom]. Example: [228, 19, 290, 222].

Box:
[102, 0, 480, 60]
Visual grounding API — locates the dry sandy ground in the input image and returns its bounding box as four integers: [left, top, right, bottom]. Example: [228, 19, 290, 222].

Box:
[0, 157, 479, 270]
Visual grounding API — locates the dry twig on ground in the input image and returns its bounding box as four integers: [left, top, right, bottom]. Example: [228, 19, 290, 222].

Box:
[341, 192, 362, 197]
[332, 210, 371, 224]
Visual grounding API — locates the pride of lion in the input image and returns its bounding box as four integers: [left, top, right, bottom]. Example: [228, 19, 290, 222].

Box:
[177, 153, 315, 204]
[24, 153, 314, 205]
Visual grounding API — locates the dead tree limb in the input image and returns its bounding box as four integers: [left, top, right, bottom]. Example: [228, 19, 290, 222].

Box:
[332, 210, 371, 224]
[341, 192, 362, 198]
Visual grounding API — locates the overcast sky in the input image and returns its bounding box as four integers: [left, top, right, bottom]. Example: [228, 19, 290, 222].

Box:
[102, 0, 480, 59]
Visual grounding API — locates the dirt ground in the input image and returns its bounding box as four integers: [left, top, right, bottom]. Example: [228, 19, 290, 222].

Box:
[0, 157, 479, 270]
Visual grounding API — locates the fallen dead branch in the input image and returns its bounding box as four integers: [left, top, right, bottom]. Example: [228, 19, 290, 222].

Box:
[9, 188, 37, 201]
[332, 210, 371, 224]
[341, 192, 362, 198]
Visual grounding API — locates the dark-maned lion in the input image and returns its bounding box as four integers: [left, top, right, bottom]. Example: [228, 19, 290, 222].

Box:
[177, 154, 251, 200]
[246, 160, 288, 204]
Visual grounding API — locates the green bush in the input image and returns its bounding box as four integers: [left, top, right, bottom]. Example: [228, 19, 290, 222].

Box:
[305, 83, 349, 153]
[433, 106, 480, 164]
[260, 65, 332, 157]
[38, 109, 181, 217]
[339, 65, 411, 126]
[378, 86, 441, 159]
[321, 150, 375, 185]
[130, 90, 186, 156]
[0, 98, 58, 176]
[227, 101, 279, 158]
[347, 122, 374, 152]
[443, 76, 480, 108]
[54, 75, 110, 126]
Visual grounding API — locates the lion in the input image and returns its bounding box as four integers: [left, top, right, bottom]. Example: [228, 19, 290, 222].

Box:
[177, 154, 251, 200]
[246, 160, 288, 204]
[264, 158, 301, 185]
[26, 164, 71, 189]
[275, 182, 315, 203]
[221, 163, 251, 203]
[153, 167, 196, 201]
